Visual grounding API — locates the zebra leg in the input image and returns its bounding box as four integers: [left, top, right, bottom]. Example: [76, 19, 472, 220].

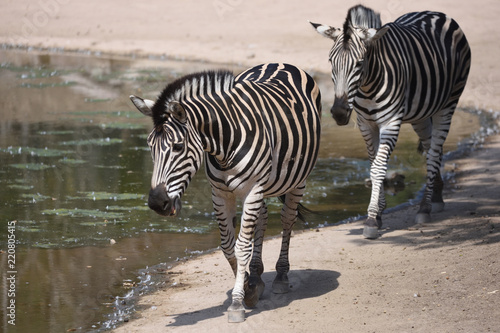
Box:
[244, 202, 268, 308]
[375, 184, 386, 228]
[212, 189, 247, 322]
[212, 189, 238, 273]
[431, 168, 445, 212]
[415, 111, 453, 223]
[364, 143, 392, 238]
[359, 120, 397, 239]
[227, 191, 264, 323]
[428, 76, 466, 213]
[272, 185, 304, 293]
[412, 119, 445, 219]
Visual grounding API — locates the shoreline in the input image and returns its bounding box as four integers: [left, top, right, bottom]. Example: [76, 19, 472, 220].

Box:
[0, 43, 238, 68]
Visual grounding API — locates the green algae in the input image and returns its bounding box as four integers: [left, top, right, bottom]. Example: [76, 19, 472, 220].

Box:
[7, 184, 34, 190]
[1, 147, 74, 157]
[59, 138, 123, 146]
[41, 208, 124, 219]
[9, 163, 53, 170]
[67, 191, 144, 201]
[58, 158, 87, 165]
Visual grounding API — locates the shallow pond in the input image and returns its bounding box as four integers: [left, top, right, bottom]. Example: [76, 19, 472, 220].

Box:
[0, 49, 487, 332]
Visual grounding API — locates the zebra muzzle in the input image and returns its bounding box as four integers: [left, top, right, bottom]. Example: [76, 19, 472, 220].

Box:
[330, 95, 352, 126]
[148, 185, 182, 217]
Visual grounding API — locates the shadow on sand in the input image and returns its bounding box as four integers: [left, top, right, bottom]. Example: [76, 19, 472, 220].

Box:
[165, 268, 340, 327]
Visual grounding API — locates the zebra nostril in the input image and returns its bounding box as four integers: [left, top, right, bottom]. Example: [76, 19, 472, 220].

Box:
[332, 95, 348, 110]
[330, 100, 351, 126]
[148, 185, 171, 214]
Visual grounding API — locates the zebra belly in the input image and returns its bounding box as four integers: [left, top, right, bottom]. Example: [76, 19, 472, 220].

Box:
[262, 156, 312, 198]
[206, 147, 316, 199]
[262, 121, 320, 197]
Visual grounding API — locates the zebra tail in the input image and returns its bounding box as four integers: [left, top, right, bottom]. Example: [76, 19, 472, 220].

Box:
[417, 139, 425, 154]
[278, 195, 319, 222]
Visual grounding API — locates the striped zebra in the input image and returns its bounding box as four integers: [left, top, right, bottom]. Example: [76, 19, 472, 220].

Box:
[130, 63, 321, 322]
[310, 5, 471, 238]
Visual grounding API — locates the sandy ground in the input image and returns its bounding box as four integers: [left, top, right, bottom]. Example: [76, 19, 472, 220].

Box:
[1, 1, 499, 332]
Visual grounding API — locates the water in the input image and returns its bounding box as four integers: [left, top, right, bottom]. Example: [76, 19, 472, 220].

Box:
[0, 49, 484, 332]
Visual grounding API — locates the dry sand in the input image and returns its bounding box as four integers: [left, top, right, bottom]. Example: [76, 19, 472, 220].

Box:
[1, 1, 499, 332]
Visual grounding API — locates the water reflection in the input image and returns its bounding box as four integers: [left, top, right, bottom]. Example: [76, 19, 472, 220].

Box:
[0, 232, 222, 332]
[0, 49, 482, 332]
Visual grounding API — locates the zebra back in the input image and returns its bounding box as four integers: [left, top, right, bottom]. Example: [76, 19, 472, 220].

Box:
[358, 11, 471, 120]
[211, 63, 322, 197]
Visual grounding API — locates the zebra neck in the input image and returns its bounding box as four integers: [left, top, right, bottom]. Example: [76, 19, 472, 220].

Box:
[158, 70, 238, 164]
[190, 106, 236, 167]
[360, 44, 393, 93]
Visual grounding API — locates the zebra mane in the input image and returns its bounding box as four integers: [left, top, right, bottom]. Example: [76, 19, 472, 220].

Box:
[152, 70, 235, 125]
[343, 5, 382, 46]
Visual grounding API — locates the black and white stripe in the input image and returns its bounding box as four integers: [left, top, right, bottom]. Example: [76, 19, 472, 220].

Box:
[311, 5, 471, 238]
[130, 63, 321, 321]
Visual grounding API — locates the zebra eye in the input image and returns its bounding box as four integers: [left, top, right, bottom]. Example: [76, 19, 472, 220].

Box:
[172, 143, 184, 152]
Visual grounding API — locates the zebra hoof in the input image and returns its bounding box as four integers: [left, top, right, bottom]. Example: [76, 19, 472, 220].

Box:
[432, 202, 445, 213]
[244, 277, 265, 308]
[363, 225, 379, 239]
[363, 217, 380, 239]
[228, 309, 245, 323]
[227, 300, 245, 323]
[415, 212, 431, 224]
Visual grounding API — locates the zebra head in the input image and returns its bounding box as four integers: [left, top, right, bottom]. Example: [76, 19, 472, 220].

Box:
[310, 5, 388, 125]
[130, 95, 202, 217]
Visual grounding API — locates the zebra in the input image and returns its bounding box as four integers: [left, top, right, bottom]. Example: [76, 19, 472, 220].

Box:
[130, 63, 321, 322]
[310, 5, 471, 238]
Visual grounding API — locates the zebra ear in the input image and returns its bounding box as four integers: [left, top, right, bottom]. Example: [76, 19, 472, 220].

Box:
[168, 102, 187, 123]
[309, 21, 342, 40]
[355, 26, 389, 43]
[130, 95, 154, 117]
